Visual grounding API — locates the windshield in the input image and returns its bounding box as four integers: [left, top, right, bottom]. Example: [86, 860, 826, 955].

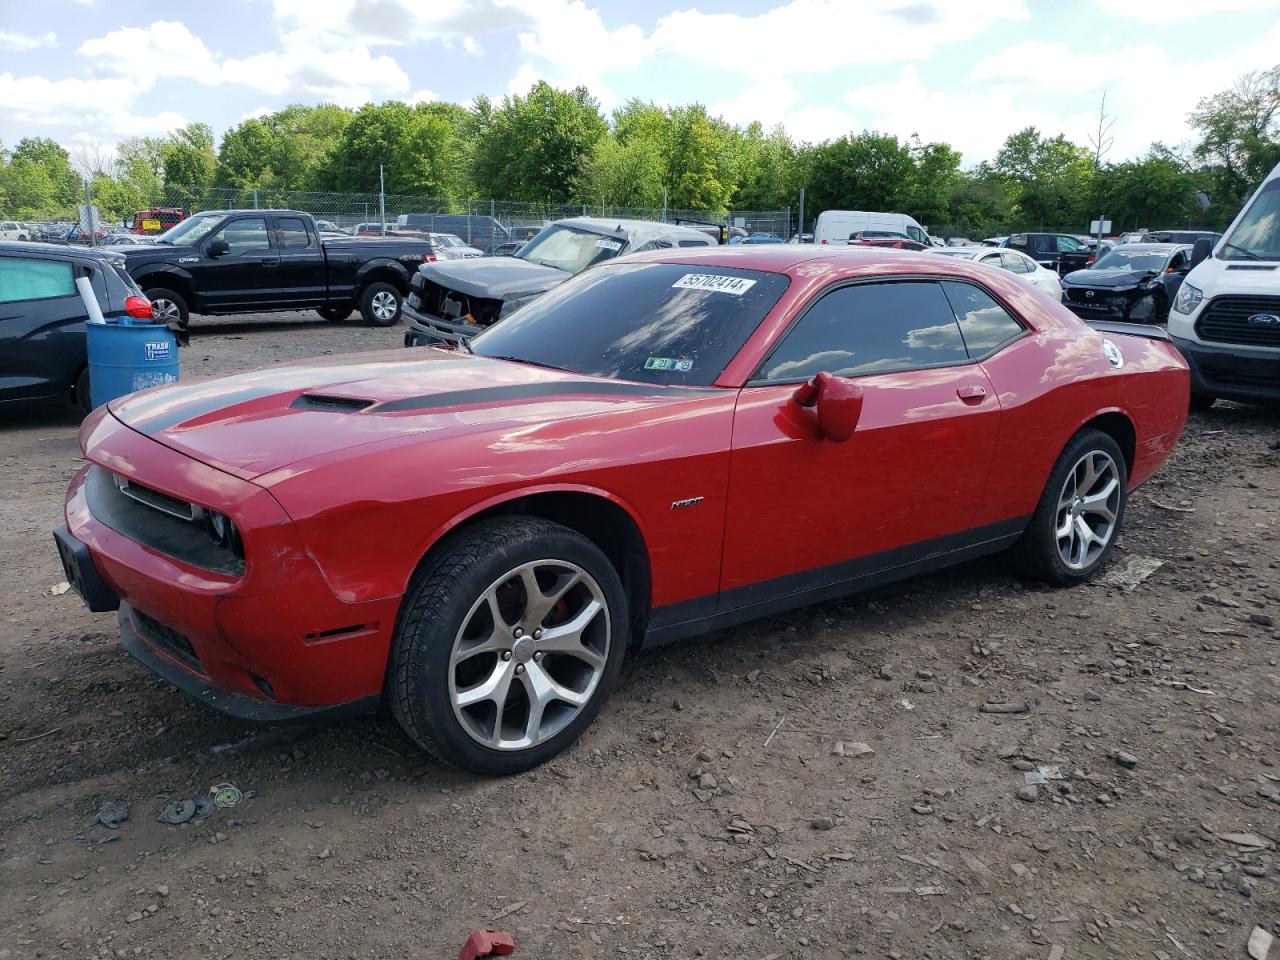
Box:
[1221, 178, 1280, 260]
[155, 213, 221, 247]
[470, 262, 790, 386]
[517, 225, 627, 276]
[1092, 249, 1169, 272]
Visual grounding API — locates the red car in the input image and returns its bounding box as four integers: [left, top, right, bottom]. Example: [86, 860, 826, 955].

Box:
[55, 248, 1189, 774]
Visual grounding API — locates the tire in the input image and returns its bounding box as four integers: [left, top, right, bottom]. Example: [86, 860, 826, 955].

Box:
[359, 282, 402, 326]
[389, 517, 628, 775]
[74, 367, 92, 414]
[317, 305, 353, 322]
[145, 287, 189, 328]
[1010, 428, 1128, 586]
[1189, 391, 1216, 412]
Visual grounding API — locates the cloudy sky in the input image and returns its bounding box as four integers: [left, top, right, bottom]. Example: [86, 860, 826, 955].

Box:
[2, 0, 1278, 165]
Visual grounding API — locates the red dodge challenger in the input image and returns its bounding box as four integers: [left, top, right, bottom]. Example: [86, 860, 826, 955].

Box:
[55, 247, 1189, 774]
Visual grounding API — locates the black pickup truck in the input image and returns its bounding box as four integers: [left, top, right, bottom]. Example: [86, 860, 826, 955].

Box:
[112, 209, 432, 327]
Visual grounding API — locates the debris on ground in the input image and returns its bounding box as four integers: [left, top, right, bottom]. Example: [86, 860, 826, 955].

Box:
[830, 740, 874, 757]
[1100, 555, 1166, 591]
[980, 701, 1029, 715]
[158, 799, 197, 825]
[92, 799, 129, 829]
[1248, 926, 1274, 960]
[459, 930, 515, 960]
[49, 581, 70, 596]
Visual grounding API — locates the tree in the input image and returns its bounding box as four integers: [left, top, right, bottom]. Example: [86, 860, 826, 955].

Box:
[313, 101, 416, 192]
[573, 135, 666, 207]
[805, 131, 915, 216]
[1190, 66, 1280, 222]
[160, 123, 217, 200]
[391, 102, 470, 197]
[732, 123, 799, 211]
[470, 81, 606, 202]
[993, 127, 1093, 228]
[1095, 146, 1201, 230]
[10, 137, 80, 207]
[901, 138, 962, 228]
[665, 106, 737, 210]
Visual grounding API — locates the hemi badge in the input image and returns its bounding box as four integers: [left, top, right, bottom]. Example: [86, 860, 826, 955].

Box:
[671, 496, 704, 510]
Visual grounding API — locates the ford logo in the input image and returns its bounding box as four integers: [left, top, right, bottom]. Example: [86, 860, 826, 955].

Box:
[1246, 313, 1280, 326]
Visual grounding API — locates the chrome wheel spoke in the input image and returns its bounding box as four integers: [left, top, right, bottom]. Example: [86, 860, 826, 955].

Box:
[455, 658, 515, 711]
[518, 566, 581, 630]
[537, 599, 606, 668]
[1055, 449, 1120, 571]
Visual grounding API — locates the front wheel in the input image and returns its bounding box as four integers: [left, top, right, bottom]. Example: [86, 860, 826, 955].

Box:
[145, 288, 189, 328]
[1010, 429, 1127, 585]
[360, 282, 402, 326]
[389, 517, 628, 775]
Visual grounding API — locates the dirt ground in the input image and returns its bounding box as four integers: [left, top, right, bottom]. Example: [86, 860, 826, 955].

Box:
[1, 313, 1278, 960]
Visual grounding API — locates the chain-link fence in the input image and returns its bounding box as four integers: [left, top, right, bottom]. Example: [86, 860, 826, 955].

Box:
[14, 182, 793, 249]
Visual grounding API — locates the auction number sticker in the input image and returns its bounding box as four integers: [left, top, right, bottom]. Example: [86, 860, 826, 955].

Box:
[644, 357, 694, 372]
[672, 273, 756, 295]
[594, 238, 623, 250]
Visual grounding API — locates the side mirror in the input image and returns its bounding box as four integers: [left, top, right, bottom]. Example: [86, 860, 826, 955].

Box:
[207, 238, 230, 258]
[792, 371, 864, 443]
[1190, 237, 1212, 268]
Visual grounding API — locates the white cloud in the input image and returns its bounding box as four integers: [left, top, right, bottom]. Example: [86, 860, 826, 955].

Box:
[1095, 0, 1278, 19]
[78, 21, 220, 85]
[405, 89, 439, 105]
[0, 31, 57, 52]
[973, 41, 1170, 93]
[0, 73, 186, 138]
[461, 35, 482, 56]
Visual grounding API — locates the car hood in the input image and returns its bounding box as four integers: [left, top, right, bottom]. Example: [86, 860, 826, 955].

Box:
[1062, 268, 1154, 290]
[418, 257, 569, 301]
[108, 348, 706, 482]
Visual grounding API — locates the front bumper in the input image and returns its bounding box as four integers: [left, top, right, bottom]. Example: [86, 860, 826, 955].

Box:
[1170, 334, 1280, 404]
[402, 300, 478, 348]
[61, 414, 401, 720]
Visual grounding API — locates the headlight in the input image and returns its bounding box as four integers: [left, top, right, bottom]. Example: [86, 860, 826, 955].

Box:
[499, 295, 537, 319]
[1173, 283, 1203, 315]
[204, 510, 243, 558]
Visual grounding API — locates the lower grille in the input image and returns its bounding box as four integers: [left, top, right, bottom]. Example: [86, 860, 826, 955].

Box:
[1195, 295, 1280, 347]
[132, 609, 204, 674]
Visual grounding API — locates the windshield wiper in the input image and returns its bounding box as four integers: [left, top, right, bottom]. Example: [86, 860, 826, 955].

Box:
[486, 354, 572, 373]
[1220, 241, 1260, 260]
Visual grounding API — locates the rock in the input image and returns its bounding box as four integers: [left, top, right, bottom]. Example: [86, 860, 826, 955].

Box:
[695, 748, 714, 763]
[95, 799, 130, 829]
[911, 803, 934, 815]
[1248, 926, 1274, 960]
[1012, 760, 1036, 772]
[156, 885, 169, 898]
[1114, 750, 1139, 769]
[832, 740, 874, 758]
[1249, 613, 1275, 628]
[1086, 690, 1102, 701]
[1016, 785, 1039, 803]
[649, 729, 666, 743]
[745, 670, 761, 683]
[125, 912, 143, 924]
[697, 772, 718, 790]
[916, 669, 934, 680]
[981, 701, 1030, 715]
[810, 816, 834, 831]
[878, 665, 894, 680]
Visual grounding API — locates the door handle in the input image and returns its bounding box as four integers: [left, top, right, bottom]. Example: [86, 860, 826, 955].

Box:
[957, 385, 987, 402]
[257, 257, 279, 266]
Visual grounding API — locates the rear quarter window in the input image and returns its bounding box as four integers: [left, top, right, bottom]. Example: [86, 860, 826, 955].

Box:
[0, 256, 76, 304]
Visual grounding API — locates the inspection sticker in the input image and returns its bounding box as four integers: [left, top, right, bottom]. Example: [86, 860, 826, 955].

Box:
[594, 238, 623, 250]
[672, 273, 756, 295]
[644, 357, 694, 372]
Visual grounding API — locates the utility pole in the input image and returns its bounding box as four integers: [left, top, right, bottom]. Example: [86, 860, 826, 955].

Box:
[798, 188, 806, 242]
[378, 165, 387, 236]
[84, 179, 95, 247]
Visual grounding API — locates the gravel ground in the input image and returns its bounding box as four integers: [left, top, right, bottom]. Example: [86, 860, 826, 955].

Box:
[1, 312, 1278, 960]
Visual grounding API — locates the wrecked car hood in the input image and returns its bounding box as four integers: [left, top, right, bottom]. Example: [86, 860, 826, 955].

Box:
[417, 257, 569, 300]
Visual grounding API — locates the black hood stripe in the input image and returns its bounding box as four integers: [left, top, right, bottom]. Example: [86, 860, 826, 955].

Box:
[374, 380, 714, 412]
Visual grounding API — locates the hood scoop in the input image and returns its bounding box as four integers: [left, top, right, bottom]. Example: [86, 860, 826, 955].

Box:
[291, 394, 375, 412]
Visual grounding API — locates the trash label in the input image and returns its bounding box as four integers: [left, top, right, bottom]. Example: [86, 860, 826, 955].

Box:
[144, 341, 171, 361]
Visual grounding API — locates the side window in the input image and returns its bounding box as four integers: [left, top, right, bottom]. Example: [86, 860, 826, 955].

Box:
[941, 281, 1025, 357]
[1056, 235, 1082, 253]
[0, 256, 76, 304]
[1007, 235, 1028, 251]
[1002, 251, 1032, 274]
[277, 217, 313, 250]
[635, 239, 673, 252]
[978, 253, 1003, 267]
[211, 218, 270, 255]
[1031, 235, 1053, 254]
[1168, 252, 1186, 271]
[760, 281, 968, 382]
[906, 225, 926, 243]
[678, 238, 710, 248]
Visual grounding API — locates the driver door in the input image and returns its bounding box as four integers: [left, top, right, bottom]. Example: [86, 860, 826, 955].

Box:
[199, 216, 280, 312]
[720, 279, 1003, 606]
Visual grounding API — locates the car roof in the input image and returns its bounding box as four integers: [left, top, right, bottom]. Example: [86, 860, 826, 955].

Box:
[555, 216, 715, 246]
[935, 246, 1007, 257]
[1105, 242, 1190, 253]
[626, 244, 1019, 277]
[0, 240, 125, 262]
[186, 208, 308, 217]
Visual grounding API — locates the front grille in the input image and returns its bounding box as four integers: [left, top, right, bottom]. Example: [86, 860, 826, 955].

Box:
[113, 474, 194, 521]
[132, 608, 204, 674]
[1195, 295, 1280, 348]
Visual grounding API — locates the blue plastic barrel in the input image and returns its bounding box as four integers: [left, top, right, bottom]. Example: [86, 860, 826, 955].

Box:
[86, 319, 180, 409]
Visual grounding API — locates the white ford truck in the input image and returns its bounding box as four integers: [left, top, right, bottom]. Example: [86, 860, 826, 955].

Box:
[1168, 160, 1280, 410]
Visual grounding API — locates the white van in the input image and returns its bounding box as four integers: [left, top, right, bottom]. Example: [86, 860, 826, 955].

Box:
[1167, 159, 1280, 409]
[813, 211, 936, 247]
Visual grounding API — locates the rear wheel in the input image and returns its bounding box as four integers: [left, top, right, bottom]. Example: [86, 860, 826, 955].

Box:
[317, 305, 353, 322]
[145, 288, 189, 328]
[389, 517, 627, 775]
[1010, 429, 1127, 585]
[74, 367, 92, 414]
[360, 282, 402, 326]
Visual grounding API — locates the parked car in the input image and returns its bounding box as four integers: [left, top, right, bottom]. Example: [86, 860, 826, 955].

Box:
[124, 207, 185, 236]
[982, 236, 1008, 247]
[55, 245, 1189, 774]
[314, 219, 346, 235]
[431, 233, 484, 259]
[1150, 230, 1222, 246]
[1060, 244, 1191, 325]
[397, 214, 511, 254]
[1168, 159, 1280, 410]
[1116, 230, 1152, 245]
[742, 233, 786, 244]
[402, 217, 714, 347]
[492, 241, 526, 257]
[815, 211, 937, 247]
[850, 232, 931, 251]
[0, 221, 31, 241]
[1005, 233, 1088, 275]
[933, 245, 1063, 298]
[788, 233, 814, 244]
[118, 209, 433, 327]
[0, 241, 153, 412]
[101, 233, 153, 246]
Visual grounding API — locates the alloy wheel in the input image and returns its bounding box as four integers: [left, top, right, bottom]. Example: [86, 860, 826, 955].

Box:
[151, 298, 180, 323]
[448, 559, 610, 751]
[371, 290, 398, 321]
[1055, 450, 1120, 570]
